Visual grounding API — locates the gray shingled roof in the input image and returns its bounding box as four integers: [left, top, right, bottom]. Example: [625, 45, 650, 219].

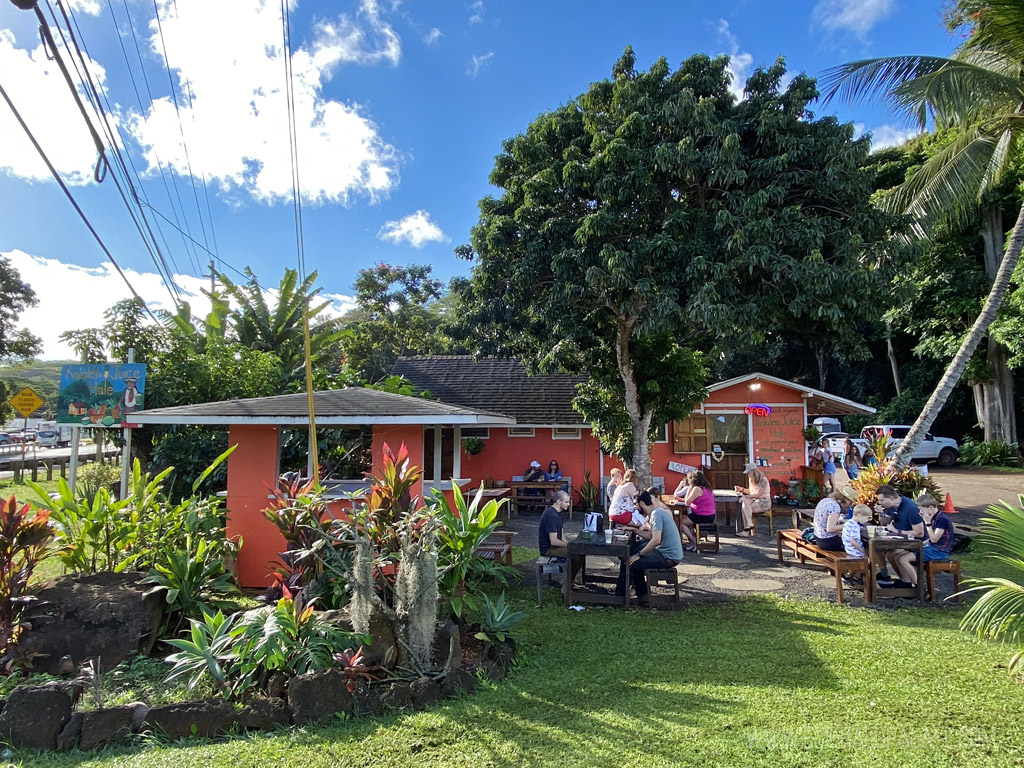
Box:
[392, 356, 587, 426]
[131, 387, 514, 426]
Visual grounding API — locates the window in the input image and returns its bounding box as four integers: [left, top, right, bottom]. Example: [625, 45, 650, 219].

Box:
[889, 427, 909, 439]
[507, 427, 535, 438]
[673, 416, 710, 453]
[552, 427, 581, 440]
[655, 424, 668, 443]
[461, 427, 490, 439]
[711, 414, 748, 454]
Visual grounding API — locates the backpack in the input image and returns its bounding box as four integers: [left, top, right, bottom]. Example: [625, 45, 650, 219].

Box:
[801, 526, 817, 544]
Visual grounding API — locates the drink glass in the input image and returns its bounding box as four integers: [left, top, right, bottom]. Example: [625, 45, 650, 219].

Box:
[604, 528, 613, 544]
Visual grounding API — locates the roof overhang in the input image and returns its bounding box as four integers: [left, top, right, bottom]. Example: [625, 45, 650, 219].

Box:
[131, 413, 517, 426]
[708, 372, 876, 416]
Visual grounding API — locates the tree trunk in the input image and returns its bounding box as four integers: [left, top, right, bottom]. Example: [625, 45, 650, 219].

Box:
[814, 345, 829, 391]
[971, 205, 1017, 444]
[893, 200, 1024, 468]
[613, 315, 654, 488]
[886, 323, 902, 396]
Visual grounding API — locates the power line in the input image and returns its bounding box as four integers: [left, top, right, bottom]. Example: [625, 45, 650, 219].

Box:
[117, 0, 203, 276]
[43, 0, 182, 306]
[0, 78, 160, 324]
[151, 0, 213, 259]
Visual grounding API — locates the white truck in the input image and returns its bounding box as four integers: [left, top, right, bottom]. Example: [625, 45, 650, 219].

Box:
[858, 424, 959, 468]
[36, 421, 75, 448]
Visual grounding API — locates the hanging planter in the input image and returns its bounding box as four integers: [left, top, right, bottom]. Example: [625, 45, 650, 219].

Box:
[462, 437, 485, 456]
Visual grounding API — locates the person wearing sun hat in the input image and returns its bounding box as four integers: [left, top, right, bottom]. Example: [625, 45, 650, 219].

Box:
[811, 485, 859, 551]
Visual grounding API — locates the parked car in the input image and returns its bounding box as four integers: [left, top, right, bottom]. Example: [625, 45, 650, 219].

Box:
[0, 432, 10, 445]
[859, 424, 959, 468]
[10, 429, 37, 443]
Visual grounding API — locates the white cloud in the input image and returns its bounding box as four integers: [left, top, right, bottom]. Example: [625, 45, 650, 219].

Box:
[129, 0, 401, 206]
[377, 210, 449, 248]
[812, 0, 895, 40]
[466, 51, 494, 78]
[468, 0, 485, 24]
[423, 27, 443, 45]
[868, 124, 921, 150]
[67, 0, 102, 14]
[0, 30, 114, 184]
[310, 0, 402, 69]
[714, 20, 753, 100]
[4, 249, 356, 359]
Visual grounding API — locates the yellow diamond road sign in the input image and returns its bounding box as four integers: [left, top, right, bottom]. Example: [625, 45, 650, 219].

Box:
[9, 386, 44, 418]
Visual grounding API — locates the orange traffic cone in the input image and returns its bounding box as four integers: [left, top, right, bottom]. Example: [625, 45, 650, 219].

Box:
[944, 492, 957, 514]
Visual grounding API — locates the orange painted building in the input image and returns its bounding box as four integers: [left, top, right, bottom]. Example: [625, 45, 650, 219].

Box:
[135, 362, 872, 587]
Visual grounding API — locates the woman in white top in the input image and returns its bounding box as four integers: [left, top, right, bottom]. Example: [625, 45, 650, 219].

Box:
[734, 464, 771, 537]
[608, 469, 643, 527]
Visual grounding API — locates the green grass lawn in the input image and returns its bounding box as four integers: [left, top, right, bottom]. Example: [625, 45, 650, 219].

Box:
[16, 553, 1024, 768]
[0, 476, 59, 508]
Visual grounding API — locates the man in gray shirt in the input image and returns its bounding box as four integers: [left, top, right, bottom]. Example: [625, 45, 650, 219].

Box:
[616, 489, 684, 603]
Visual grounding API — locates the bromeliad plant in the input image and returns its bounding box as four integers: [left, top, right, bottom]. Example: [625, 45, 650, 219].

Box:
[0, 495, 55, 676]
[164, 588, 361, 699]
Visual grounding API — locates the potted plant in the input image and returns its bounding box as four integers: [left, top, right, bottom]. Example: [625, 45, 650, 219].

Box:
[462, 437, 485, 456]
[579, 470, 599, 512]
[802, 425, 822, 443]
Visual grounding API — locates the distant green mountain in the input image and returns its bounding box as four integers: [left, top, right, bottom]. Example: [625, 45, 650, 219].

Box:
[0, 360, 73, 421]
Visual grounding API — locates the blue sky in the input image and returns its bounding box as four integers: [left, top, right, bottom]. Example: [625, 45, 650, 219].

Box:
[0, 0, 954, 358]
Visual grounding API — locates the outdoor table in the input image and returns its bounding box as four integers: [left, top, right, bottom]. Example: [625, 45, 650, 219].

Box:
[567, 533, 633, 609]
[714, 490, 743, 530]
[661, 495, 694, 538]
[467, 487, 513, 520]
[510, 481, 563, 516]
[868, 533, 925, 602]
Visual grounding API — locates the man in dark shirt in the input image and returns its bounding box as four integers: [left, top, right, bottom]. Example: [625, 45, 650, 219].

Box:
[538, 491, 571, 557]
[874, 483, 925, 587]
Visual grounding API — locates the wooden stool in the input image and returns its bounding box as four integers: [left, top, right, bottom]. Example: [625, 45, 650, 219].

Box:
[535, 556, 567, 607]
[646, 568, 680, 609]
[925, 559, 962, 602]
[695, 522, 720, 554]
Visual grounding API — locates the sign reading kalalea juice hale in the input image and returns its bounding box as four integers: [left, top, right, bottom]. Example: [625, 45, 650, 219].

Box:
[56, 363, 147, 427]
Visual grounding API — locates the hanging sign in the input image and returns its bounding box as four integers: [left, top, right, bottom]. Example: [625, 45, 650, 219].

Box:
[745, 403, 772, 417]
[667, 461, 698, 475]
[57, 364, 147, 427]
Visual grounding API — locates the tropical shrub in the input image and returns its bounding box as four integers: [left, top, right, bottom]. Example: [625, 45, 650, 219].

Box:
[0, 496, 54, 675]
[578, 470, 599, 511]
[346, 442, 440, 670]
[960, 495, 1024, 679]
[263, 476, 349, 608]
[75, 461, 121, 504]
[430, 484, 512, 617]
[472, 592, 526, 648]
[164, 590, 360, 698]
[959, 438, 1022, 467]
[850, 462, 941, 506]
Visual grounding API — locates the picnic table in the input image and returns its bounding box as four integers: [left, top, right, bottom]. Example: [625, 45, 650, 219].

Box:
[510, 481, 563, 517]
[566, 532, 634, 609]
[467, 487, 513, 521]
[868, 533, 925, 602]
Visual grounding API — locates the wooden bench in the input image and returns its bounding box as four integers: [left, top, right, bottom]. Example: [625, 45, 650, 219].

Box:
[695, 522, 719, 554]
[925, 559, 962, 602]
[777, 529, 870, 604]
[477, 531, 514, 567]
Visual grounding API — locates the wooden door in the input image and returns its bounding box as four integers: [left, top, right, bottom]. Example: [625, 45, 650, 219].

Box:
[715, 455, 748, 490]
[672, 416, 710, 453]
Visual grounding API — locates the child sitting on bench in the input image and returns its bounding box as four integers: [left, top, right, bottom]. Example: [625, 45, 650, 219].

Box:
[842, 504, 872, 559]
[893, 494, 954, 588]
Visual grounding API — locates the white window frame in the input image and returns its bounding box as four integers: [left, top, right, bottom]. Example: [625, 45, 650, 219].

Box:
[507, 427, 535, 438]
[655, 423, 669, 443]
[552, 427, 581, 440]
[461, 427, 491, 439]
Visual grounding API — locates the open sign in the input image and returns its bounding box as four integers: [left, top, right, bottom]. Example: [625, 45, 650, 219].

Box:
[745, 404, 772, 417]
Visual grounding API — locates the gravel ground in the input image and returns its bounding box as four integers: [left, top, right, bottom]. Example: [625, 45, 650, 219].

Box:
[501, 511, 964, 610]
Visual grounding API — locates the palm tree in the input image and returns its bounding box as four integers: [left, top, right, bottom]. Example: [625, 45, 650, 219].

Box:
[822, 0, 1024, 468]
[218, 267, 346, 379]
[960, 495, 1024, 678]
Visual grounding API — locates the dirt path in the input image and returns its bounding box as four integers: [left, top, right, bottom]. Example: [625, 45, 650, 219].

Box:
[913, 467, 1023, 526]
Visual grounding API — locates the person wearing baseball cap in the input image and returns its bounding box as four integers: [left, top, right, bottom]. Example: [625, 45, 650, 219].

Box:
[524, 460, 544, 483]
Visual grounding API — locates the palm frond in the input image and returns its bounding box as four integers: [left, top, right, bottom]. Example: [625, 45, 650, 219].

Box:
[820, 56, 960, 124]
[891, 55, 1024, 127]
[963, 0, 1024, 66]
[960, 577, 1024, 644]
[879, 127, 997, 230]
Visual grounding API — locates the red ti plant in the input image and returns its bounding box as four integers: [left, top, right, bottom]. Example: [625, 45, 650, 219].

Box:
[262, 475, 335, 600]
[332, 646, 381, 692]
[362, 442, 424, 555]
[0, 495, 55, 674]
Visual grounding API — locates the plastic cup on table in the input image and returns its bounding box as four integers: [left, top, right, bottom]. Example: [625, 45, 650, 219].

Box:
[604, 528, 613, 544]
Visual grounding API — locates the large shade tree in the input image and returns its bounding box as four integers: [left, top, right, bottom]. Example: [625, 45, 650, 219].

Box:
[823, 0, 1024, 464]
[455, 49, 895, 483]
[0, 255, 42, 363]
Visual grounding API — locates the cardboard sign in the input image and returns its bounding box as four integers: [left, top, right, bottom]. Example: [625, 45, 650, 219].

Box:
[668, 461, 698, 475]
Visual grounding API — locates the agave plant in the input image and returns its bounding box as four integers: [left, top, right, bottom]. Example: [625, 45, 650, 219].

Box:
[960, 495, 1024, 678]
